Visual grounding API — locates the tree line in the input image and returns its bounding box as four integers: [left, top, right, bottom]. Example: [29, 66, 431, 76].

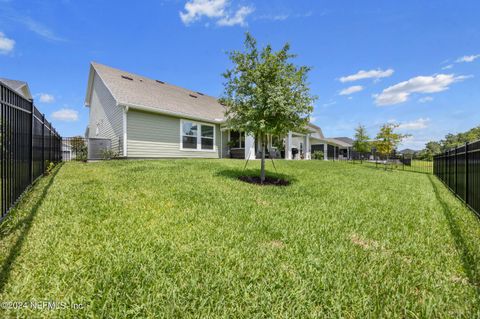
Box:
[352, 124, 409, 161]
[353, 124, 480, 161]
[417, 125, 480, 160]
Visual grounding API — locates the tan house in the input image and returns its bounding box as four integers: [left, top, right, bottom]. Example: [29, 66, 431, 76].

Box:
[84, 62, 351, 160]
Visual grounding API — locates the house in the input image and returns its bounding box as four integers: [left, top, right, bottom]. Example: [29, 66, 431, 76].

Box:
[0, 78, 33, 100]
[84, 62, 352, 160]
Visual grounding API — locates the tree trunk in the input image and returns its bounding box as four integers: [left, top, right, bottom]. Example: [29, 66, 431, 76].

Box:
[260, 134, 266, 184]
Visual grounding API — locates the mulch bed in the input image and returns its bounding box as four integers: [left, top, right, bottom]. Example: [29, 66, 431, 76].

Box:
[238, 176, 290, 186]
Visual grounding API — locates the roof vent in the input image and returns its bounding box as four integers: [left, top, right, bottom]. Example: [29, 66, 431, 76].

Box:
[196, 92, 204, 96]
[189, 94, 198, 99]
[156, 80, 165, 84]
[121, 75, 133, 81]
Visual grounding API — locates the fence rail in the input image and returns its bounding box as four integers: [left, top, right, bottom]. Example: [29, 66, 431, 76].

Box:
[349, 154, 433, 174]
[434, 140, 480, 217]
[1, 82, 61, 220]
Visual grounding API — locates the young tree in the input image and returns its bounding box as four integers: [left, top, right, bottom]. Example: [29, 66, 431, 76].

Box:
[418, 141, 442, 161]
[353, 124, 370, 163]
[221, 33, 316, 183]
[374, 124, 409, 165]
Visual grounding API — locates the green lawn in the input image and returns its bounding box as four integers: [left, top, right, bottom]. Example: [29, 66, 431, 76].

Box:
[351, 159, 433, 174]
[0, 160, 479, 318]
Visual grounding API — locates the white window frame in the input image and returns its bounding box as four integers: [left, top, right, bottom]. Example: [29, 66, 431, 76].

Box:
[179, 119, 216, 152]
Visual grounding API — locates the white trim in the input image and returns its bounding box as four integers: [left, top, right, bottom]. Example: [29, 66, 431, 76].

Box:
[123, 106, 128, 157]
[179, 119, 217, 152]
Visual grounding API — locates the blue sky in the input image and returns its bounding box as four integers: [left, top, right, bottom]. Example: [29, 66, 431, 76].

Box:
[1, 0, 479, 149]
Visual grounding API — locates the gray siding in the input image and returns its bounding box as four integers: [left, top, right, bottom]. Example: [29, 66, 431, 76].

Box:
[88, 72, 124, 155]
[127, 110, 221, 158]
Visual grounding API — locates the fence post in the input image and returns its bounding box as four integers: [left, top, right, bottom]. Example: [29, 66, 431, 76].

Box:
[42, 114, 45, 173]
[454, 147, 458, 193]
[30, 103, 34, 183]
[465, 142, 469, 204]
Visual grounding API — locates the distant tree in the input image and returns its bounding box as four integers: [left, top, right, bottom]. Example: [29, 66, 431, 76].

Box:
[221, 33, 316, 183]
[374, 124, 409, 165]
[353, 124, 370, 162]
[418, 141, 442, 161]
[440, 125, 480, 151]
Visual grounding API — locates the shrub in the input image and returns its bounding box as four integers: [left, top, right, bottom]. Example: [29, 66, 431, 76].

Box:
[101, 149, 119, 160]
[45, 161, 55, 176]
[313, 150, 324, 160]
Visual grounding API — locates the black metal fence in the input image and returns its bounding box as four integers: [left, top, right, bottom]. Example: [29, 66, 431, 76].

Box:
[349, 153, 433, 174]
[1, 82, 61, 220]
[434, 140, 480, 217]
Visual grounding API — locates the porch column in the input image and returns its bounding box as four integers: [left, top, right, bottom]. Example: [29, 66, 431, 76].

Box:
[245, 133, 256, 160]
[347, 147, 350, 160]
[323, 143, 328, 161]
[305, 134, 311, 160]
[333, 146, 336, 161]
[286, 132, 292, 160]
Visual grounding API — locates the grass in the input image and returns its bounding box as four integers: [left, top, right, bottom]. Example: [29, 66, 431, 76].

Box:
[0, 159, 479, 318]
[351, 159, 433, 174]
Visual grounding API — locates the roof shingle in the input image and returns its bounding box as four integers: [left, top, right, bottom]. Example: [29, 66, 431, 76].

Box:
[91, 62, 227, 123]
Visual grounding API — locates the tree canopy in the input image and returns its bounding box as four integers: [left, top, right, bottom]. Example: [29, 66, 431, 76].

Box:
[353, 124, 371, 154]
[374, 124, 409, 158]
[221, 33, 316, 138]
[221, 33, 316, 182]
[418, 125, 480, 159]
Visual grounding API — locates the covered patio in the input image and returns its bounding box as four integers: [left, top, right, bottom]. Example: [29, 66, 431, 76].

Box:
[219, 124, 352, 161]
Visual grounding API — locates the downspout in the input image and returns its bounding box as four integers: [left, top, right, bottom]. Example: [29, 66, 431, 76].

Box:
[123, 105, 128, 157]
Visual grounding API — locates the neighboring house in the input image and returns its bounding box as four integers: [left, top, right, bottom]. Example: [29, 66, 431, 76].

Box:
[84, 62, 351, 160]
[0, 78, 33, 101]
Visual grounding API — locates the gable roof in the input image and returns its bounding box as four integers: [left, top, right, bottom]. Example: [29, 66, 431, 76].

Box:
[85, 62, 227, 123]
[0, 78, 33, 100]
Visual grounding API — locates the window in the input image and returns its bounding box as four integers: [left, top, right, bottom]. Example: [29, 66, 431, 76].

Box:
[201, 125, 214, 150]
[229, 130, 244, 148]
[181, 120, 215, 151]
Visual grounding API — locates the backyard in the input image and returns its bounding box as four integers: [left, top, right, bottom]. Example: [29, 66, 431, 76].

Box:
[0, 159, 479, 317]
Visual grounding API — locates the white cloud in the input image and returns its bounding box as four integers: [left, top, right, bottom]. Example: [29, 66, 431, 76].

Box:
[400, 136, 429, 150]
[309, 116, 317, 123]
[38, 93, 55, 103]
[322, 101, 336, 107]
[441, 64, 453, 70]
[339, 68, 394, 83]
[339, 85, 363, 96]
[398, 118, 430, 130]
[418, 96, 433, 103]
[12, 15, 65, 42]
[52, 108, 78, 122]
[180, 0, 253, 27]
[456, 54, 480, 63]
[217, 6, 254, 26]
[0, 32, 15, 54]
[374, 74, 470, 106]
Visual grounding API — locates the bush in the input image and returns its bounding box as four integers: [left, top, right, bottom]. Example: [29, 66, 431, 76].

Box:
[45, 161, 55, 176]
[101, 149, 119, 160]
[312, 150, 324, 160]
[76, 150, 87, 162]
